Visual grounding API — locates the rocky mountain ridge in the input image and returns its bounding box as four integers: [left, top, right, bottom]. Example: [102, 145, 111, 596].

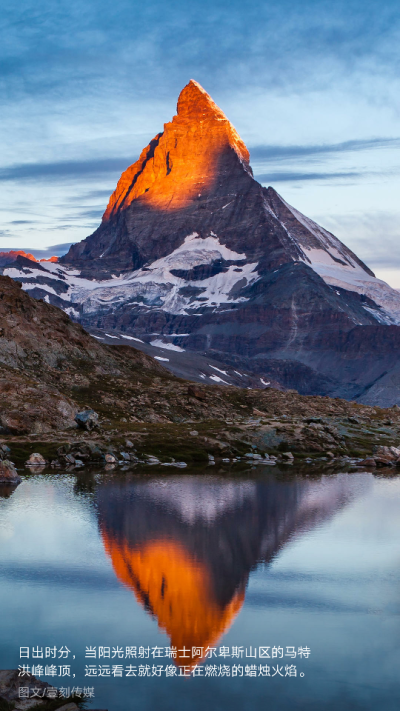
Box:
[0, 250, 58, 267]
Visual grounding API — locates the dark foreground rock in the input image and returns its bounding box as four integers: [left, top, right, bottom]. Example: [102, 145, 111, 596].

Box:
[0, 460, 20, 484]
[75, 409, 99, 430]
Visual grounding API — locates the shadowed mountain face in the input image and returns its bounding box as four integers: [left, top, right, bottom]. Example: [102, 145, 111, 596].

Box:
[5, 80, 400, 404]
[96, 474, 363, 667]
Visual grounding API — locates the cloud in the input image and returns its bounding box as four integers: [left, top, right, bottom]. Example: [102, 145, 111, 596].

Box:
[2, 134, 396, 187]
[2, 0, 400, 108]
[256, 171, 361, 183]
[77, 209, 105, 220]
[314, 211, 400, 270]
[69, 189, 115, 202]
[0, 158, 131, 182]
[249, 137, 400, 163]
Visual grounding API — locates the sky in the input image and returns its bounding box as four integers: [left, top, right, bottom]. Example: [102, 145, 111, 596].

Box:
[1, 0, 400, 285]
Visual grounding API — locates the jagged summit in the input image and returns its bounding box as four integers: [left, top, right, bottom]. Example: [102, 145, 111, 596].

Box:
[0, 250, 58, 267]
[176, 79, 223, 118]
[176, 79, 250, 165]
[101, 79, 251, 221]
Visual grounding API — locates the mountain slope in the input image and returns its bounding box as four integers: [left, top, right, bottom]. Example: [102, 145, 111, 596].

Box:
[4, 79, 400, 405]
[0, 274, 168, 434]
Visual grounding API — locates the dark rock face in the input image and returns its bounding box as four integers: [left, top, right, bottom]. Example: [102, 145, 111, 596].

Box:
[6, 81, 400, 405]
[75, 409, 99, 430]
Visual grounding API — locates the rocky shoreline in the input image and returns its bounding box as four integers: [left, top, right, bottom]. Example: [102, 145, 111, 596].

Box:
[2, 390, 400, 480]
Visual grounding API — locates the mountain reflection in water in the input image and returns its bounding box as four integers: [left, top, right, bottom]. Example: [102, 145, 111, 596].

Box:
[96, 474, 362, 667]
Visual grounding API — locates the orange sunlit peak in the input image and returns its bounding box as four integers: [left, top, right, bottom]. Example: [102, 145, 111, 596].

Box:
[102, 80, 251, 220]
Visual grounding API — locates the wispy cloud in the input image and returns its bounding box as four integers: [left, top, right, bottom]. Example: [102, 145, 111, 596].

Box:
[69, 189, 116, 202]
[315, 211, 400, 270]
[0, 158, 130, 182]
[256, 170, 361, 183]
[2, 134, 397, 186]
[9, 219, 36, 224]
[2, 0, 400, 104]
[250, 137, 400, 163]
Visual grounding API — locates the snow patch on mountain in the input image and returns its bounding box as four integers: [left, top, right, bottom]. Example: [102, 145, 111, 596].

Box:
[3, 232, 259, 318]
[120, 335, 144, 343]
[209, 374, 229, 384]
[5, 206, 400, 326]
[302, 250, 400, 324]
[150, 231, 247, 266]
[150, 339, 185, 352]
[271, 194, 400, 325]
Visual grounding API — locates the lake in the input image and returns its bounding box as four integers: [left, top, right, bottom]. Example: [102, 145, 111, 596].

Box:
[1, 467, 400, 710]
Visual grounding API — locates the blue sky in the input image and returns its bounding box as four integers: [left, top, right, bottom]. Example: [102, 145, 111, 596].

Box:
[1, 0, 400, 284]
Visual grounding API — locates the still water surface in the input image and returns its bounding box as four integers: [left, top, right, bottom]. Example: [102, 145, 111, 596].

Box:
[1, 468, 400, 710]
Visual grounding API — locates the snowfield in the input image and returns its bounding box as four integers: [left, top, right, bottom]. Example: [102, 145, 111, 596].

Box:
[4, 232, 259, 317]
[4, 225, 400, 325]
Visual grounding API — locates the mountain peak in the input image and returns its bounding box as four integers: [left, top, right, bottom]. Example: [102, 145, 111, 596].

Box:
[177, 79, 227, 121]
[101, 80, 251, 219]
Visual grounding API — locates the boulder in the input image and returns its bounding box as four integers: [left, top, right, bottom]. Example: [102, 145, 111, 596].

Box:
[374, 445, 400, 461]
[188, 385, 206, 401]
[85, 442, 104, 459]
[0, 460, 21, 484]
[75, 409, 99, 430]
[26, 452, 47, 466]
[281, 452, 294, 460]
[375, 457, 394, 467]
[105, 453, 117, 463]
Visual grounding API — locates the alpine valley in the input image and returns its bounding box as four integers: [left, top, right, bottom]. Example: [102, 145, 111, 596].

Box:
[3, 80, 400, 406]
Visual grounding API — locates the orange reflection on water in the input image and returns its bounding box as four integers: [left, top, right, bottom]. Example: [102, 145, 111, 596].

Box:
[102, 532, 244, 667]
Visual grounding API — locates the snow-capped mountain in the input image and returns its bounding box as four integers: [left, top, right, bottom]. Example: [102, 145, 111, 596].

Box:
[4, 80, 400, 404]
